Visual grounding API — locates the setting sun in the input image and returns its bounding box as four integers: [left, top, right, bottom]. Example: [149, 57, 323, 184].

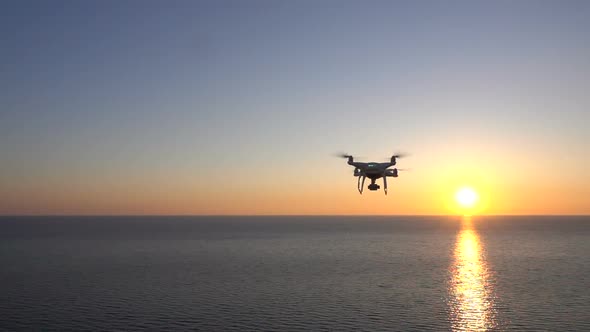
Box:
[455, 187, 479, 209]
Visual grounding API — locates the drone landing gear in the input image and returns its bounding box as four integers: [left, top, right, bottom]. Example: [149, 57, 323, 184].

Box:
[357, 175, 366, 194]
[358, 177, 388, 195]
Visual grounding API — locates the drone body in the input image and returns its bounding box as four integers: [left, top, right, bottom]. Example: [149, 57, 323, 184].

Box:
[340, 154, 405, 195]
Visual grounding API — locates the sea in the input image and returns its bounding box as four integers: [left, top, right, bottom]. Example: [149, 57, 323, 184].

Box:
[1, 216, 589, 331]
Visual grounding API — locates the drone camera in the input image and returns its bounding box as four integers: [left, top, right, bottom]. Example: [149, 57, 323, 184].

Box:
[368, 184, 380, 191]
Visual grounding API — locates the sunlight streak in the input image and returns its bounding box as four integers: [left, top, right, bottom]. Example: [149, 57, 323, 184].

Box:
[449, 217, 496, 331]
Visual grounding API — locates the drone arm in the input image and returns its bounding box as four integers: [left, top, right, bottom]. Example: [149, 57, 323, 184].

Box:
[390, 156, 397, 166]
[385, 168, 399, 177]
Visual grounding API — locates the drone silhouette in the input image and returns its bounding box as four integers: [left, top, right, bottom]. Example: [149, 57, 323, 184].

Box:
[338, 153, 408, 195]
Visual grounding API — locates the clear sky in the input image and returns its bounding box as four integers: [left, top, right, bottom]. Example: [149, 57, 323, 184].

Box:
[1, 0, 589, 215]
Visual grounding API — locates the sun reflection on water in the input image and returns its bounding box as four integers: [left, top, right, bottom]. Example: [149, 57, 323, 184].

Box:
[449, 217, 496, 331]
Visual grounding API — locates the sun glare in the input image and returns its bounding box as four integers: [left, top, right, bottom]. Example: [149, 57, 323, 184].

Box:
[455, 187, 479, 209]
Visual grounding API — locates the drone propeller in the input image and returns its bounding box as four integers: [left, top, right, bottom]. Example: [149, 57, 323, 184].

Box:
[336, 152, 352, 158]
[335, 152, 365, 159]
[396, 168, 411, 171]
[391, 152, 409, 159]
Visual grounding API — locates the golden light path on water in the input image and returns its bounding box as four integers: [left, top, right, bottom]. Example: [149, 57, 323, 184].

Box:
[449, 217, 496, 331]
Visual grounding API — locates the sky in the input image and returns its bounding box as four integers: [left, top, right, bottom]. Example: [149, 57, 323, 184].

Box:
[1, 0, 589, 215]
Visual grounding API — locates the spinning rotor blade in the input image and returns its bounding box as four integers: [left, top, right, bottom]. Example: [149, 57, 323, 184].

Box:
[383, 152, 410, 162]
[391, 152, 409, 159]
[335, 152, 365, 160]
[335, 152, 352, 158]
[396, 168, 411, 171]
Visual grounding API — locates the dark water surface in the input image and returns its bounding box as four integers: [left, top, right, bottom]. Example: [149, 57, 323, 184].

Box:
[1, 216, 589, 331]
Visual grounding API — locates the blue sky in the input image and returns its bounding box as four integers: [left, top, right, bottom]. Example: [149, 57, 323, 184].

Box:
[1, 1, 589, 214]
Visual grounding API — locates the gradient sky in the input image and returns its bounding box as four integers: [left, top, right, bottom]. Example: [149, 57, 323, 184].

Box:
[1, 0, 589, 215]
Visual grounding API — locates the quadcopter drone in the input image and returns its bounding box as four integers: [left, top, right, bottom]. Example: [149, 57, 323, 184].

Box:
[339, 153, 407, 195]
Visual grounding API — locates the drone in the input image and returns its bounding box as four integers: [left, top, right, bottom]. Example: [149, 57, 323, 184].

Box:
[338, 153, 407, 195]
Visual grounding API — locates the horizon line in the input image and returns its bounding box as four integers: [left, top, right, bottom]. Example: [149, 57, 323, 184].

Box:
[1, 214, 589, 218]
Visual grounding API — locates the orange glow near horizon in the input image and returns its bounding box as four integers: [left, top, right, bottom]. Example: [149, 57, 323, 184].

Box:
[1, 153, 589, 215]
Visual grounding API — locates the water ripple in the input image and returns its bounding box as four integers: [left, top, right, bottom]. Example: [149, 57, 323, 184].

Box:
[1, 216, 589, 330]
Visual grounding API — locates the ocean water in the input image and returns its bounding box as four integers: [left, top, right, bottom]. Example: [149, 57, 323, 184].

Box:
[1, 216, 589, 331]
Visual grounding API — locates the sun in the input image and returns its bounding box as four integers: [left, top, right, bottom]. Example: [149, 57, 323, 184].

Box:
[455, 187, 479, 209]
